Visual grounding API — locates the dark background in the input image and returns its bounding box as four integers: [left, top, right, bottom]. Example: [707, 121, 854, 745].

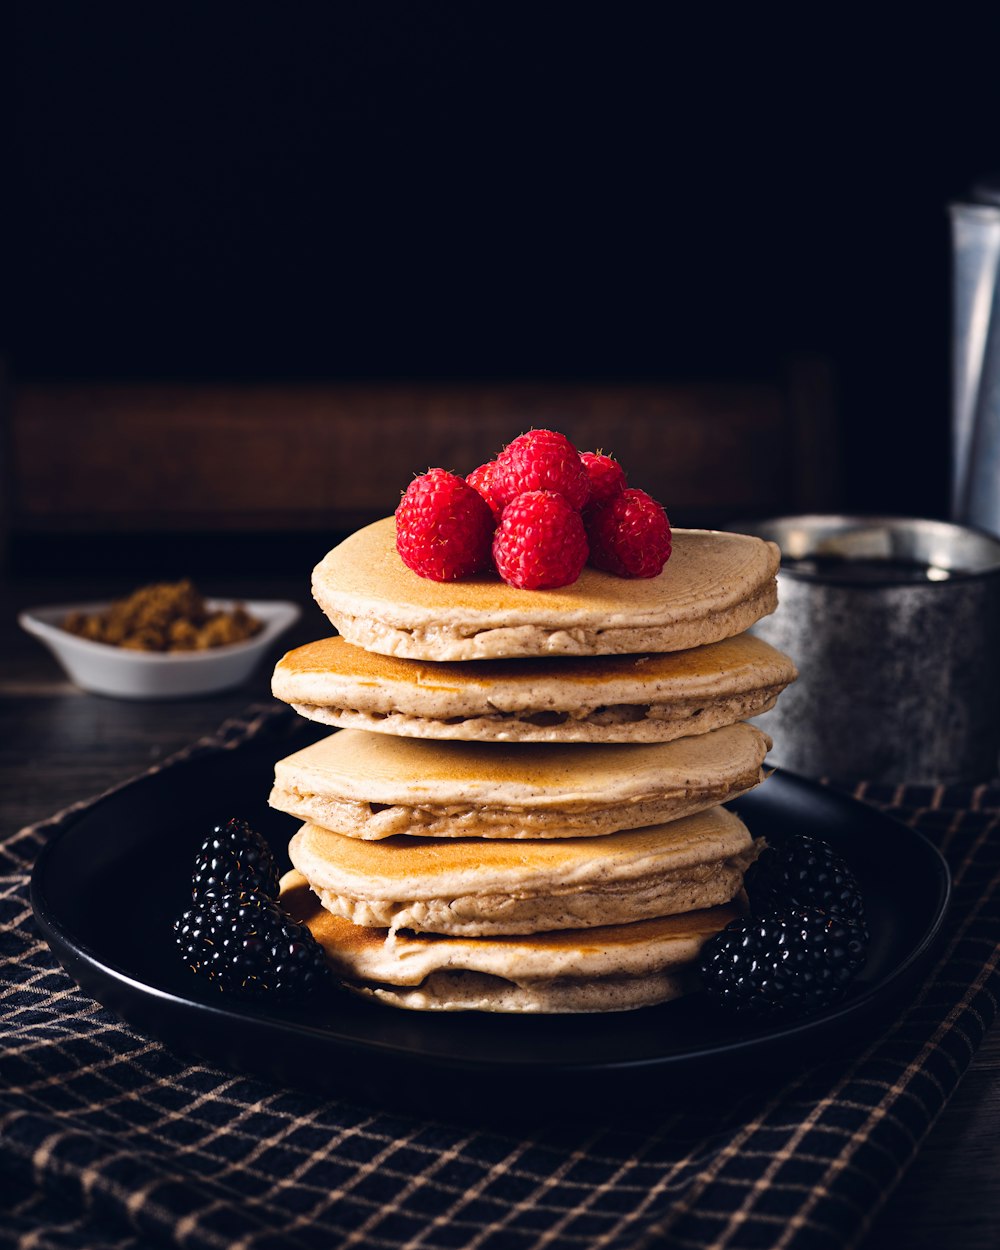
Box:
[10, 5, 1000, 519]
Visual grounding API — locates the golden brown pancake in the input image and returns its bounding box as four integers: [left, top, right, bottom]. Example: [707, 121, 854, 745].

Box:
[287, 805, 757, 935]
[272, 634, 797, 743]
[311, 518, 781, 660]
[269, 723, 772, 839]
[281, 869, 740, 1013]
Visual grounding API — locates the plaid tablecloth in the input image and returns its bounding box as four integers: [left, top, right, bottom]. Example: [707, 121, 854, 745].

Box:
[2, 707, 998, 1250]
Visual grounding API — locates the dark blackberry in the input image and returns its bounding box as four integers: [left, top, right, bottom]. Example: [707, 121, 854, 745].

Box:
[699, 907, 868, 1017]
[174, 890, 330, 1001]
[191, 818, 280, 903]
[744, 835, 867, 932]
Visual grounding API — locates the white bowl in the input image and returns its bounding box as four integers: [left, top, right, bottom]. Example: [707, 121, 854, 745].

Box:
[18, 599, 301, 699]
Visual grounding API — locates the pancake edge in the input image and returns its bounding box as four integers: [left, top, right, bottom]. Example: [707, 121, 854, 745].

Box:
[319, 581, 779, 660]
[284, 683, 787, 743]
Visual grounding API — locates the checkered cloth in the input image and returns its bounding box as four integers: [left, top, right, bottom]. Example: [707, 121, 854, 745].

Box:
[2, 707, 998, 1250]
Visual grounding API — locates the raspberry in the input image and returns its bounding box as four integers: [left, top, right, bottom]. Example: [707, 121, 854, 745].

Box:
[585, 488, 672, 577]
[492, 491, 589, 589]
[580, 451, 627, 508]
[493, 430, 591, 511]
[395, 468, 495, 581]
[466, 461, 504, 523]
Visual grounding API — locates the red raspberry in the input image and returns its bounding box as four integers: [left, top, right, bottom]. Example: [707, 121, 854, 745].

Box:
[493, 429, 591, 511]
[465, 461, 504, 523]
[585, 488, 672, 578]
[492, 491, 589, 589]
[395, 468, 495, 581]
[580, 451, 627, 508]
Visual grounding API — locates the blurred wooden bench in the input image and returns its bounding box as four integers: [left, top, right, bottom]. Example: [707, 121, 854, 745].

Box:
[1, 364, 840, 562]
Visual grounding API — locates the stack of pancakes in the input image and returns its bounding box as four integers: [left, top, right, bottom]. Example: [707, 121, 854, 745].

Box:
[270, 517, 796, 1013]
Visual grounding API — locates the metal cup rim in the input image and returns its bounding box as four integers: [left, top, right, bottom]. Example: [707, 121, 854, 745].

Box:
[726, 513, 1000, 586]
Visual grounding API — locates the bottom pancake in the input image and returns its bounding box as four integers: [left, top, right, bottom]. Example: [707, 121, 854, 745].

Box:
[364, 969, 695, 1013]
[281, 870, 739, 1013]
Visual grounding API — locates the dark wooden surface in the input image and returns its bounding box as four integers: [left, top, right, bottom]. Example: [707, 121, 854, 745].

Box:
[3, 373, 843, 544]
[2, 569, 998, 1250]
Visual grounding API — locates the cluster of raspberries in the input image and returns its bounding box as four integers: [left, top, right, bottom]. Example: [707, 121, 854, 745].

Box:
[395, 429, 672, 590]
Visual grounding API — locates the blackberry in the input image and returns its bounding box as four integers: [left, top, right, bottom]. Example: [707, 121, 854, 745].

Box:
[191, 818, 280, 904]
[174, 890, 329, 1001]
[699, 907, 868, 1017]
[744, 835, 867, 932]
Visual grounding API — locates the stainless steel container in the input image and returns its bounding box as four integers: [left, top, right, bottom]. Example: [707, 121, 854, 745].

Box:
[950, 181, 1000, 538]
[736, 515, 1000, 783]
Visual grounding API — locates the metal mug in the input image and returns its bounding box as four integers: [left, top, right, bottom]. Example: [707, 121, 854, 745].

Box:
[734, 515, 1000, 783]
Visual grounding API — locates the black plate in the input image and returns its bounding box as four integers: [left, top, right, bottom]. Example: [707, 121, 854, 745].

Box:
[30, 726, 951, 1118]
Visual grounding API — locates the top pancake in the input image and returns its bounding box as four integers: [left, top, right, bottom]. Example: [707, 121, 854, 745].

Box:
[312, 518, 781, 660]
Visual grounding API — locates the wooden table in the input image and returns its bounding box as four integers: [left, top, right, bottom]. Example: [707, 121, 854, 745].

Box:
[2, 569, 998, 1250]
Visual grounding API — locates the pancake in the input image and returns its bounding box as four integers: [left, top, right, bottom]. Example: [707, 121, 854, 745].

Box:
[287, 805, 757, 935]
[281, 869, 740, 1013]
[311, 518, 781, 660]
[269, 723, 772, 839]
[272, 634, 797, 743]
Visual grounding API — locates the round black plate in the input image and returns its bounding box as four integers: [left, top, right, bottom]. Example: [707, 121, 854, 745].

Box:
[30, 727, 951, 1118]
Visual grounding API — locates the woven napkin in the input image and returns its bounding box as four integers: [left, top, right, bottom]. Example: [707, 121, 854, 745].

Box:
[1, 706, 998, 1250]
